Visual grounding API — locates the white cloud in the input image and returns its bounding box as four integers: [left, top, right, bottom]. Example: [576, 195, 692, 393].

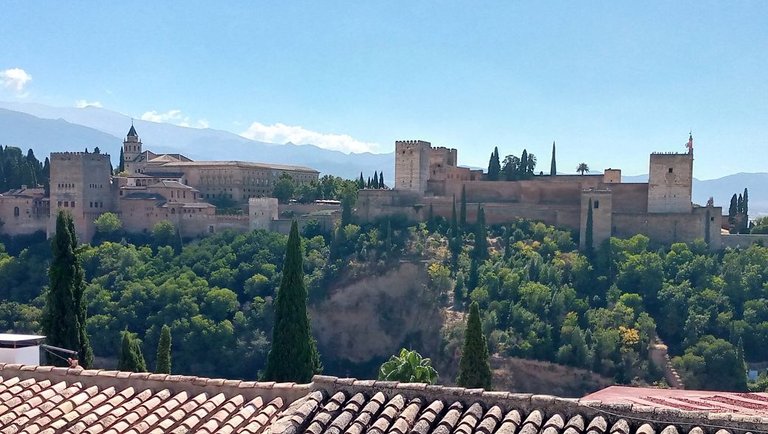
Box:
[74, 99, 103, 108]
[240, 122, 381, 154]
[0, 68, 32, 94]
[140, 109, 208, 129]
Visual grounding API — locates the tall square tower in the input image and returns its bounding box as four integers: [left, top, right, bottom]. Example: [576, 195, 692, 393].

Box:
[647, 152, 693, 213]
[394, 140, 431, 193]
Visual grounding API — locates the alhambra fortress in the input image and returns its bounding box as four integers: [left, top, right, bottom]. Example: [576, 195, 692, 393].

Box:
[0, 125, 758, 249]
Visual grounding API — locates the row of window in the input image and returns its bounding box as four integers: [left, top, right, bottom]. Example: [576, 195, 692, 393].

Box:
[89, 201, 105, 208]
[57, 183, 75, 189]
[58, 201, 75, 208]
[88, 184, 104, 189]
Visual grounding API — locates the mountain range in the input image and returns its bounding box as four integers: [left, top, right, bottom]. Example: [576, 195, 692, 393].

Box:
[0, 101, 765, 217]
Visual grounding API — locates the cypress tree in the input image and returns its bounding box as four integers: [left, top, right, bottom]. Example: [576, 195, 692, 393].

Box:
[118, 330, 147, 372]
[379, 172, 384, 189]
[156, 325, 172, 374]
[264, 221, 321, 382]
[729, 194, 738, 221]
[450, 195, 458, 237]
[427, 203, 434, 230]
[42, 210, 94, 368]
[737, 194, 744, 214]
[521, 149, 529, 177]
[487, 147, 501, 181]
[473, 206, 488, 261]
[43, 157, 51, 196]
[457, 301, 492, 389]
[367, 177, 372, 189]
[550, 141, 557, 176]
[459, 185, 467, 230]
[503, 226, 512, 260]
[118, 147, 125, 173]
[585, 198, 594, 255]
[358, 172, 365, 189]
[372, 171, 379, 189]
[743, 188, 749, 229]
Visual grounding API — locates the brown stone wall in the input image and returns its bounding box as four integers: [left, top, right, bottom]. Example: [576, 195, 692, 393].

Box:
[394, 140, 430, 193]
[580, 190, 613, 250]
[612, 206, 721, 249]
[0, 196, 48, 236]
[607, 183, 648, 213]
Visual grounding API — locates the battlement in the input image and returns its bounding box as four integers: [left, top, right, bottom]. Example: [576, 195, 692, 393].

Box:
[650, 152, 691, 156]
[395, 140, 431, 147]
[50, 152, 111, 161]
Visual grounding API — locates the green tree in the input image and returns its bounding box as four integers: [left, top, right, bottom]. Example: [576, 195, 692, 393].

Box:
[264, 221, 321, 382]
[273, 173, 295, 204]
[152, 220, 179, 251]
[357, 172, 365, 190]
[577, 163, 589, 175]
[743, 188, 749, 230]
[378, 348, 439, 384]
[457, 302, 492, 389]
[156, 324, 172, 374]
[372, 171, 379, 189]
[473, 206, 488, 261]
[728, 193, 738, 222]
[379, 172, 385, 189]
[93, 212, 123, 243]
[487, 147, 501, 181]
[118, 330, 147, 372]
[42, 210, 93, 368]
[672, 335, 747, 391]
[118, 147, 125, 173]
[550, 141, 557, 176]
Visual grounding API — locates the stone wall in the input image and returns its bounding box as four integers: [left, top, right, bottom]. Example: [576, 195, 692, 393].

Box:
[580, 190, 613, 250]
[612, 206, 722, 248]
[721, 234, 768, 249]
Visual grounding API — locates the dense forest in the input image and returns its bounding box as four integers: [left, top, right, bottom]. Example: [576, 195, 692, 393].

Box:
[0, 145, 49, 193]
[0, 212, 766, 391]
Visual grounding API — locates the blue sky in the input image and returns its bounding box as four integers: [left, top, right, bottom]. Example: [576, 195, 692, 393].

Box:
[1, 1, 766, 179]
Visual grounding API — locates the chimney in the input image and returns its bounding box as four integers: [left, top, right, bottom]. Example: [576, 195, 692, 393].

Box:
[0, 333, 45, 365]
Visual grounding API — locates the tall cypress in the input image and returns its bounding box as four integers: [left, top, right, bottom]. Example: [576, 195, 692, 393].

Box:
[379, 172, 384, 189]
[487, 147, 501, 181]
[358, 172, 365, 189]
[118, 330, 147, 372]
[42, 210, 93, 368]
[457, 301, 492, 389]
[550, 141, 557, 176]
[264, 221, 321, 382]
[459, 185, 467, 230]
[156, 324, 172, 374]
[585, 198, 594, 255]
[118, 147, 125, 173]
[521, 149, 529, 177]
[729, 194, 738, 221]
[473, 206, 488, 261]
[372, 171, 379, 189]
[737, 194, 744, 214]
[743, 188, 749, 229]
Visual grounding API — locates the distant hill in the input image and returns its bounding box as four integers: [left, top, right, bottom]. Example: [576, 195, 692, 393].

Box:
[0, 102, 394, 180]
[623, 173, 768, 217]
[0, 108, 122, 157]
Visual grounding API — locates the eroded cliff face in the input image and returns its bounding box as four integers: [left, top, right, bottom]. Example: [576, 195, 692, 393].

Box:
[310, 261, 443, 374]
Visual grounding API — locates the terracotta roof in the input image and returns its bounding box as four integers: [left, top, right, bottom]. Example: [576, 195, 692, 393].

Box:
[0, 364, 765, 434]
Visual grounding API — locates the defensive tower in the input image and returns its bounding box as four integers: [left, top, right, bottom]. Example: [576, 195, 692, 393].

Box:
[647, 134, 694, 213]
[394, 140, 431, 193]
[48, 152, 114, 241]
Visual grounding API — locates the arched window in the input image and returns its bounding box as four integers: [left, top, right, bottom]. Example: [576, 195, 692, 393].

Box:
[13, 207, 19, 217]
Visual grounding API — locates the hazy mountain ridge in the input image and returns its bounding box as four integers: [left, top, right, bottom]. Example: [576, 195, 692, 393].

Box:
[0, 102, 394, 179]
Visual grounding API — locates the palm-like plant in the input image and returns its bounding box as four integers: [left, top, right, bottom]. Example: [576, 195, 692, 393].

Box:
[378, 348, 439, 384]
[577, 163, 589, 175]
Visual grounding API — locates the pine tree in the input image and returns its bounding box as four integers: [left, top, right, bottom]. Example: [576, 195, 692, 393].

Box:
[457, 302, 492, 389]
[379, 172, 384, 189]
[264, 221, 321, 382]
[550, 141, 557, 176]
[118, 330, 147, 372]
[42, 210, 94, 368]
[585, 198, 594, 255]
[459, 185, 467, 230]
[156, 325, 172, 374]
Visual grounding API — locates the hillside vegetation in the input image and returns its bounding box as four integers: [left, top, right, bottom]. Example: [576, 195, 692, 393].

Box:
[0, 216, 766, 391]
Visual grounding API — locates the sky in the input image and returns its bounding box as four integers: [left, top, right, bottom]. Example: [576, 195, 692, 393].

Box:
[1, 1, 766, 179]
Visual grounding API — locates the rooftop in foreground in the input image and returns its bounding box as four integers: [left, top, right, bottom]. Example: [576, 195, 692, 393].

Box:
[0, 363, 765, 434]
